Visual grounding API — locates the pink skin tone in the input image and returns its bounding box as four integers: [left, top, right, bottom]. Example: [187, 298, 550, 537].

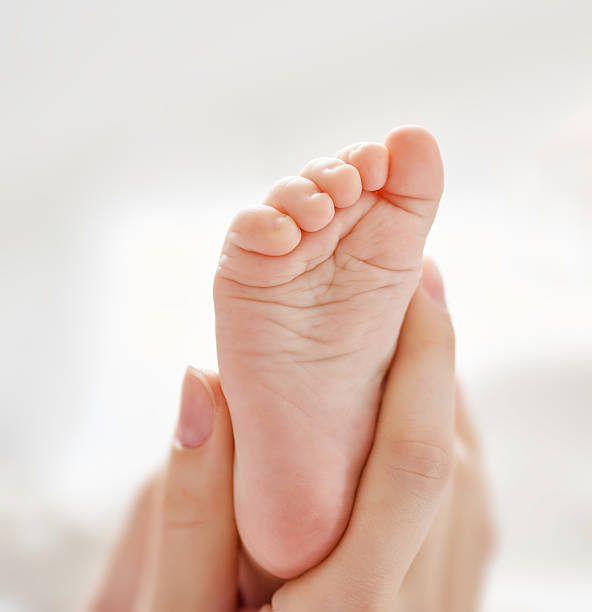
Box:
[214, 126, 444, 577]
[88, 263, 494, 611]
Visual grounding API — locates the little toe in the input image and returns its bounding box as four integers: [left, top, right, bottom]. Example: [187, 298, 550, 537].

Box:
[300, 157, 362, 209]
[227, 206, 301, 256]
[337, 142, 389, 192]
[381, 125, 444, 220]
[265, 176, 335, 233]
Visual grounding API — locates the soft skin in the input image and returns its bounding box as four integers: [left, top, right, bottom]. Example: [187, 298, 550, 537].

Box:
[215, 126, 444, 577]
[88, 261, 494, 612]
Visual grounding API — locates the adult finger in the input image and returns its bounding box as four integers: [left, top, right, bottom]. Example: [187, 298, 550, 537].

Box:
[444, 450, 495, 611]
[272, 259, 456, 611]
[454, 380, 481, 455]
[146, 367, 238, 612]
[86, 477, 160, 611]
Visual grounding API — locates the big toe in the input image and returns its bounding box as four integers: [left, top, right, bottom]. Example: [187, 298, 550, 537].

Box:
[381, 125, 444, 221]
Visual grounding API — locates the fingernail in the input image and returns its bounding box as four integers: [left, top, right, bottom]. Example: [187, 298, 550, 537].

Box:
[421, 258, 447, 310]
[175, 366, 215, 448]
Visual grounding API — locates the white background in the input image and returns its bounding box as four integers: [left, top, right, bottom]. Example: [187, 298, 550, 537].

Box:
[1, 1, 591, 609]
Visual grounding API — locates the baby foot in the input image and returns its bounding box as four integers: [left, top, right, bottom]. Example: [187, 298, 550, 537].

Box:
[214, 126, 444, 578]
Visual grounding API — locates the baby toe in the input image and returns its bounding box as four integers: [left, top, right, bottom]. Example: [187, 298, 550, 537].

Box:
[301, 157, 362, 208]
[227, 206, 301, 256]
[337, 142, 389, 192]
[265, 176, 335, 232]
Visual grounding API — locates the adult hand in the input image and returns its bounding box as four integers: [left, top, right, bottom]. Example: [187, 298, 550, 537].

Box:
[264, 260, 493, 611]
[88, 260, 493, 611]
[87, 366, 239, 611]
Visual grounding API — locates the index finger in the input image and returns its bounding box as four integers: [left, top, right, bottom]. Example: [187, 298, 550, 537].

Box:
[343, 262, 455, 592]
[272, 261, 456, 611]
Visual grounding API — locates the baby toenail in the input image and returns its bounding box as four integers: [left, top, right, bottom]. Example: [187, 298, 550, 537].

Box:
[272, 215, 289, 230]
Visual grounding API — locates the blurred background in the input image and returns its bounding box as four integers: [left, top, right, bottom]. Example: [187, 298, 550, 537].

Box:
[1, 0, 591, 609]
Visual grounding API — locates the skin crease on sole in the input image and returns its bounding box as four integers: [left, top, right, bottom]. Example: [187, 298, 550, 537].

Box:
[214, 126, 444, 579]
